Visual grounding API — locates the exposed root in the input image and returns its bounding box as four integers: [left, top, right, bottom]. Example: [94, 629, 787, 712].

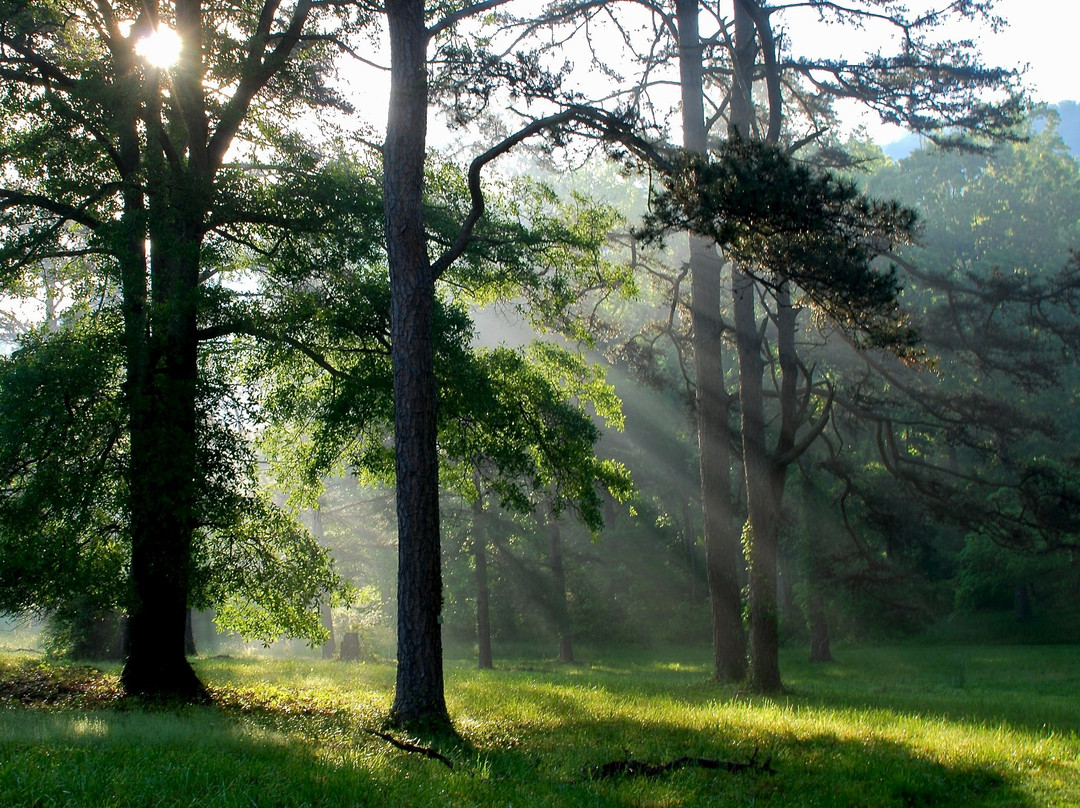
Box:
[368, 730, 456, 770]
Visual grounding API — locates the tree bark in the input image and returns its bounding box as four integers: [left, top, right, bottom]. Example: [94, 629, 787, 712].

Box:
[808, 592, 833, 662]
[681, 498, 701, 605]
[734, 267, 783, 694]
[548, 514, 575, 664]
[120, 88, 206, 695]
[677, 0, 746, 684]
[121, 227, 205, 700]
[305, 507, 337, 660]
[384, 0, 451, 733]
[473, 490, 494, 669]
[320, 602, 337, 660]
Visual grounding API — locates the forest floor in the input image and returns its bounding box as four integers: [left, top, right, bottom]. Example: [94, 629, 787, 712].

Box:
[0, 643, 1076, 806]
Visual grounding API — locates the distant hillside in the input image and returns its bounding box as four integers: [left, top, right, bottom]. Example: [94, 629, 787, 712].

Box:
[881, 101, 1080, 160]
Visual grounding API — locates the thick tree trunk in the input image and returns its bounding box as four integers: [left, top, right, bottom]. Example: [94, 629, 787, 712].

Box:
[548, 515, 575, 664]
[676, 0, 746, 683]
[473, 490, 493, 669]
[122, 229, 206, 700]
[384, 0, 451, 733]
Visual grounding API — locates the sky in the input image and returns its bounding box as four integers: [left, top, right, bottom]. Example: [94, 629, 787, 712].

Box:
[345, 1, 1080, 148]
[965, 0, 1077, 104]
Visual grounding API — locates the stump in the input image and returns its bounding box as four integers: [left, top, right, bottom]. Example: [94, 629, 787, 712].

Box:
[339, 631, 362, 662]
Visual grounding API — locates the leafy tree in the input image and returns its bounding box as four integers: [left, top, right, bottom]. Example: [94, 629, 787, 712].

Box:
[502, 0, 1023, 690]
[0, 0, 372, 697]
[803, 126, 1080, 638]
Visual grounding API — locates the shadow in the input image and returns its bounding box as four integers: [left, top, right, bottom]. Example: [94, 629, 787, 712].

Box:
[448, 676, 1034, 808]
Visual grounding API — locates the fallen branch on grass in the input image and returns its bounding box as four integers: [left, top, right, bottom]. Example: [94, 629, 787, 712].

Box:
[586, 747, 774, 780]
[368, 730, 455, 770]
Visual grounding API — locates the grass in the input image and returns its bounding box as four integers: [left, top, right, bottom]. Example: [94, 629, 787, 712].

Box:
[0, 644, 1077, 806]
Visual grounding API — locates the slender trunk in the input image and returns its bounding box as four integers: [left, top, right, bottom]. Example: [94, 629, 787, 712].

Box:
[320, 603, 337, 660]
[808, 592, 833, 662]
[734, 268, 783, 693]
[307, 507, 337, 659]
[1013, 583, 1033, 621]
[384, 0, 451, 732]
[473, 488, 493, 669]
[681, 498, 700, 605]
[184, 609, 196, 657]
[676, 0, 746, 683]
[548, 515, 575, 663]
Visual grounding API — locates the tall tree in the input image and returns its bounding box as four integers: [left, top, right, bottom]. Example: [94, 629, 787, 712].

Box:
[0, 0, 368, 698]
[676, 0, 746, 682]
[382, 0, 450, 731]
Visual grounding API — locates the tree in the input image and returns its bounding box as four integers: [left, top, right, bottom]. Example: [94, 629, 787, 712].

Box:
[675, 0, 746, 682]
[0, 0, 370, 698]
[500, 0, 1022, 689]
[808, 126, 1080, 630]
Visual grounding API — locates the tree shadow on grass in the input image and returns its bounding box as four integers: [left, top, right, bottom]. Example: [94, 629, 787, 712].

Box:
[460, 682, 1033, 808]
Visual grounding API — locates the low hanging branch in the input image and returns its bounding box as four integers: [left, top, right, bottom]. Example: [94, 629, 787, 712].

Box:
[585, 748, 774, 780]
[431, 104, 672, 279]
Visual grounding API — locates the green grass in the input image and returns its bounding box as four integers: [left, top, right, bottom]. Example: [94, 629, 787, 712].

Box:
[1, 644, 1077, 806]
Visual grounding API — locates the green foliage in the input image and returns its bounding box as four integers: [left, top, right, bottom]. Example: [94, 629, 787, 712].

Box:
[194, 492, 354, 646]
[249, 159, 635, 533]
[440, 343, 632, 530]
[637, 137, 920, 356]
[0, 317, 126, 614]
[0, 313, 349, 643]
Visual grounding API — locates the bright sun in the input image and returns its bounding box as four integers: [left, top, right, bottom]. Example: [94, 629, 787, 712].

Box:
[134, 27, 182, 69]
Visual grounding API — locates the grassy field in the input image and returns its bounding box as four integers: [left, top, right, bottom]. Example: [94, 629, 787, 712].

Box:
[0, 644, 1077, 806]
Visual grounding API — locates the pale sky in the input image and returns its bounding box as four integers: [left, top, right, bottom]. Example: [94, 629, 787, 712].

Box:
[337, 1, 1078, 145]
[970, 0, 1078, 105]
[782, 0, 1079, 142]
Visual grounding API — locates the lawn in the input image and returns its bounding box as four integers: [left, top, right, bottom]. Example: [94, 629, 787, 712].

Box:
[0, 644, 1077, 806]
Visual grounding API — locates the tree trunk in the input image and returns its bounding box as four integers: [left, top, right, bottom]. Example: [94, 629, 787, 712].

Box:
[734, 267, 784, 694]
[320, 602, 337, 660]
[340, 631, 362, 661]
[121, 197, 205, 699]
[307, 507, 337, 660]
[1013, 583, 1033, 621]
[808, 592, 833, 662]
[548, 514, 575, 663]
[681, 498, 701, 605]
[676, 0, 746, 684]
[114, 51, 207, 700]
[184, 609, 197, 657]
[473, 489, 493, 669]
[384, 0, 451, 733]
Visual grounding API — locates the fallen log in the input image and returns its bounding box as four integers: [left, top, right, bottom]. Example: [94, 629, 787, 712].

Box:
[586, 748, 773, 780]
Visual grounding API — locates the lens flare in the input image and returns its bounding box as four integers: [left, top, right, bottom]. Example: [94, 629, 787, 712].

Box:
[135, 27, 182, 69]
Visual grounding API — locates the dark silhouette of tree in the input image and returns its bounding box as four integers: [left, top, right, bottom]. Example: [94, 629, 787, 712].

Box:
[0, 0, 369, 698]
